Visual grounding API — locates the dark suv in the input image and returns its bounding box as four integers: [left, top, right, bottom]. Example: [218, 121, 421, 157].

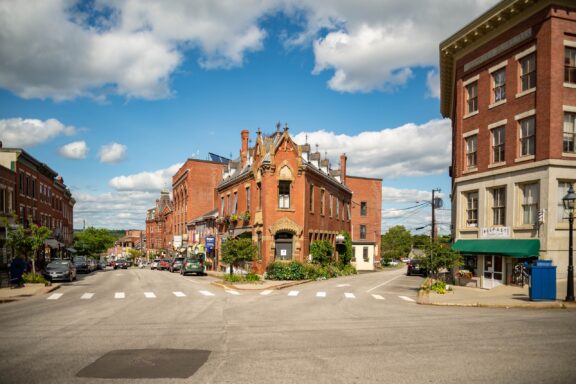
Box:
[407, 259, 426, 276]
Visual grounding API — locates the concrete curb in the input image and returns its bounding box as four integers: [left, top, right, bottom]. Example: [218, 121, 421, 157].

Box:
[210, 279, 313, 291]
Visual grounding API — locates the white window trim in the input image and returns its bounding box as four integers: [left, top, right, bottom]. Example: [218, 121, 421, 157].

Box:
[515, 45, 536, 60]
[565, 40, 576, 49]
[515, 109, 536, 121]
[516, 87, 536, 98]
[489, 99, 507, 109]
[489, 60, 508, 73]
[488, 119, 508, 130]
[463, 74, 480, 87]
[563, 105, 576, 113]
[463, 129, 479, 138]
[463, 110, 479, 119]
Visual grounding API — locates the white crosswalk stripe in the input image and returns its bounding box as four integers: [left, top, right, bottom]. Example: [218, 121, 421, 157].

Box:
[115, 292, 125, 299]
[287, 290, 299, 297]
[260, 290, 273, 296]
[47, 293, 63, 300]
[344, 292, 356, 299]
[144, 292, 156, 298]
[80, 293, 94, 300]
[199, 290, 215, 297]
[337, 284, 351, 287]
[371, 294, 385, 300]
[399, 295, 415, 302]
[316, 291, 326, 298]
[173, 291, 186, 297]
[226, 289, 240, 295]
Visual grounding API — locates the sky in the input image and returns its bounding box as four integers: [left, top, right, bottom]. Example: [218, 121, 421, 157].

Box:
[0, 0, 500, 234]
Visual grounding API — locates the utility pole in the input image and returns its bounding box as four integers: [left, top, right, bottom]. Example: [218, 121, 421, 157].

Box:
[431, 188, 441, 243]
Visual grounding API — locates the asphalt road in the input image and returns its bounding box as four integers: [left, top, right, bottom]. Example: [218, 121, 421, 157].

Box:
[0, 267, 575, 384]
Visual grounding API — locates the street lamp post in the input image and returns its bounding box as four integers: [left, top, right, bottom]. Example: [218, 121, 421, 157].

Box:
[562, 183, 575, 302]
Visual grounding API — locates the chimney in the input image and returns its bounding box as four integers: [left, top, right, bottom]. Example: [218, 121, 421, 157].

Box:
[240, 129, 249, 167]
[340, 153, 347, 185]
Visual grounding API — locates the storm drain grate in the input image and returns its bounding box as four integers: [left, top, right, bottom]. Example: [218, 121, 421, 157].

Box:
[77, 348, 211, 379]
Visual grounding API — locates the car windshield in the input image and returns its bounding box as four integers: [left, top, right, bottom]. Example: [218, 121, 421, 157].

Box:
[75, 257, 87, 263]
[47, 261, 69, 269]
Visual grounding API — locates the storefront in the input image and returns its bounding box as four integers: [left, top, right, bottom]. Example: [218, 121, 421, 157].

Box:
[452, 239, 540, 289]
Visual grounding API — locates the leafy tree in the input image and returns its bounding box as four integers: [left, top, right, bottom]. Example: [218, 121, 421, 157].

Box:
[28, 223, 53, 275]
[74, 227, 116, 257]
[5, 220, 52, 275]
[127, 248, 142, 263]
[381, 225, 413, 262]
[412, 234, 431, 249]
[221, 237, 258, 275]
[417, 241, 463, 280]
[310, 240, 334, 266]
[338, 231, 353, 266]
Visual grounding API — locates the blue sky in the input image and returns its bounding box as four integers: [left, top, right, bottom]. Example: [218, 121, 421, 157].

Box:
[0, 0, 499, 232]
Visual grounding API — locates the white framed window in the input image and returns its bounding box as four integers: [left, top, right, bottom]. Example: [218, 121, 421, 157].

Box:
[521, 183, 539, 225]
[492, 68, 506, 102]
[466, 135, 477, 169]
[329, 194, 333, 217]
[557, 181, 575, 223]
[491, 187, 506, 226]
[520, 54, 536, 91]
[466, 191, 479, 227]
[232, 192, 238, 214]
[466, 82, 478, 114]
[246, 186, 251, 211]
[564, 112, 576, 153]
[278, 181, 291, 209]
[519, 116, 535, 157]
[360, 225, 367, 240]
[492, 126, 505, 163]
[320, 189, 325, 215]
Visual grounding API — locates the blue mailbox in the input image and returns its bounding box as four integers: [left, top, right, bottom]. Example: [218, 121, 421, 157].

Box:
[529, 260, 556, 301]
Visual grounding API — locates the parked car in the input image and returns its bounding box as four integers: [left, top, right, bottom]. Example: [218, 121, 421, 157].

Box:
[74, 256, 91, 274]
[150, 259, 160, 270]
[181, 254, 205, 276]
[170, 257, 185, 273]
[44, 260, 77, 282]
[97, 260, 107, 270]
[159, 259, 172, 271]
[114, 259, 129, 269]
[407, 259, 426, 276]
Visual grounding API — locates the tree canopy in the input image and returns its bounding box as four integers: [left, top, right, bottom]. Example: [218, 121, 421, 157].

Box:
[381, 225, 413, 261]
[221, 237, 258, 274]
[417, 241, 463, 278]
[74, 227, 116, 257]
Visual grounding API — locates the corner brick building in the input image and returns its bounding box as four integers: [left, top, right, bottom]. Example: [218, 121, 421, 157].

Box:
[440, 0, 576, 288]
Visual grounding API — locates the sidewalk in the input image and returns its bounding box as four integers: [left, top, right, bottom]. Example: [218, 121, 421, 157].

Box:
[419, 279, 576, 309]
[0, 283, 61, 303]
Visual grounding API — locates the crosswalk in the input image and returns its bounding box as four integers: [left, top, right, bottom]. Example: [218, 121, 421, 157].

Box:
[45, 289, 417, 303]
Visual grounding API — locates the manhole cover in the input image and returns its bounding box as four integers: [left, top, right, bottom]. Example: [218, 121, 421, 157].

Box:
[77, 349, 211, 379]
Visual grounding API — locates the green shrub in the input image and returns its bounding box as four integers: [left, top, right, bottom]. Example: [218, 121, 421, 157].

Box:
[223, 274, 243, 282]
[340, 264, 357, 276]
[430, 280, 447, 294]
[245, 273, 261, 282]
[266, 260, 356, 281]
[22, 272, 48, 284]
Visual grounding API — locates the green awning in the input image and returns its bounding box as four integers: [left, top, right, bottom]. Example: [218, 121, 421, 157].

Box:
[452, 239, 540, 258]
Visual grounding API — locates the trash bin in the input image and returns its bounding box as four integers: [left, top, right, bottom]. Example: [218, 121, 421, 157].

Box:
[528, 260, 556, 301]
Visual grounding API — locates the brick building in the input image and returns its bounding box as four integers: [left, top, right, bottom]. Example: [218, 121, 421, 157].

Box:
[0, 164, 16, 268]
[0, 143, 75, 267]
[145, 188, 172, 257]
[440, 0, 576, 288]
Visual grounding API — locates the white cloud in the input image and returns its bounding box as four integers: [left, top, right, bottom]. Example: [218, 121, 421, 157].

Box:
[99, 142, 127, 164]
[72, 190, 158, 230]
[0, 117, 77, 147]
[58, 140, 89, 159]
[0, 0, 500, 100]
[426, 70, 440, 98]
[108, 163, 183, 191]
[293, 118, 452, 179]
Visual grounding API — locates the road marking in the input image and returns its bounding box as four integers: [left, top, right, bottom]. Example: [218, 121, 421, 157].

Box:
[173, 291, 186, 297]
[47, 293, 63, 300]
[144, 292, 156, 298]
[80, 293, 94, 300]
[344, 292, 356, 299]
[260, 290, 273, 296]
[337, 284, 351, 287]
[371, 294, 385, 300]
[115, 292, 125, 299]
[316, 291, 326, 298]
[287, 290, 299, 297]
[226, 289, 240, 296]
[399, 295, 415, 302]
[199, 290, 215, 297]
[366, 273, 405, 293]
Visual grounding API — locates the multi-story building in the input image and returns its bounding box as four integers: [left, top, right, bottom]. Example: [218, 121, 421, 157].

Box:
[145, 188, 172, 257]
[213, 126, 381, 274]
[0, 163, 16, 269]
[347, 175, 383, 270]
[440, 0, 576, 288]
[0, 143, 75, 266]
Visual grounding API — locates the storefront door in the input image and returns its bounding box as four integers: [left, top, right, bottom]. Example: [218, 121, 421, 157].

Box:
[483, 255, 503, 289]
